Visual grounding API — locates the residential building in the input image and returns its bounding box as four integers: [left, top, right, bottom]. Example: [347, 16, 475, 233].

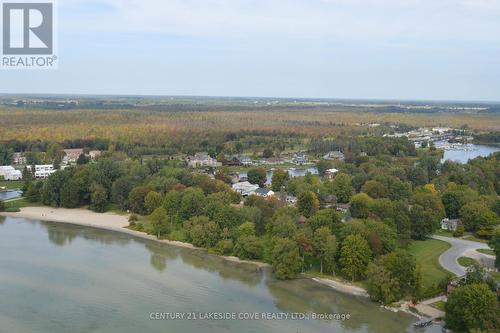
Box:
[89, 150, 102, 161]
[63, 148, 84, 164]
[441, 218, 459, 232]
[286, 195, 297, 205]
[239, 156, 253, 166]
[0, 166, 22, 181]
[323, 151, 345, 161]
[325, 168, 339, 179]
[12, 152, 26, 165]
[292, 153, 308, 165]
[232, 181, 259, 197]
[254, 188, 275, 198]
[260, 157, 285, 165]
[222, 156, 242, 166]
[186, 152, 220, 168]
[34, 165, 56, 179]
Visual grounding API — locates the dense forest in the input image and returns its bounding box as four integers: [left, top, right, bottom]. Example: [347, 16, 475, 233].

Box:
[1, 104, 500, 332]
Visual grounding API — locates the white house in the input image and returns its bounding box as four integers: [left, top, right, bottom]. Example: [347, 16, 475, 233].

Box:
[232, 181, 259, 197]
[254, 188, 275, 198]
[0, 166, 22, 181]
[441, 218, 459, 232]
[34, 165, 56, 179]
[325, 168, 339, 179]
[323, 151, 345, 161]
[186, 152, 220, 168]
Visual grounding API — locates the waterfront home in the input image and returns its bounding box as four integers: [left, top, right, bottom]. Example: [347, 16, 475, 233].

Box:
[222, 156, 242, 166]
[286, 195, 297, 205]
[254, 188, 275, 198]
[34, 165, 56, 179]
[89, 150, 102, 161]
[239, 156, 253, 166]
[63, 148, 84, 164]
[186, 152, 220, 168]
[323, 151, 345, 161]
[335, 203, 351, 214]
[260, 157, 285, 165]
[12, 152, 26, 165]
[232, 181, 259, 197]
[292, 153, 308, 165]
[441, 218, 459, 232]
[325, 168, 339, 179]
[0, 166, 22, 181]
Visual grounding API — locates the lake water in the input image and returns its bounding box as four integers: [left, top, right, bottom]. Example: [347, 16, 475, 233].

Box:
[239, 167, 319, 185]
[0, 190, 22, 201]
[441, 144, 500, 164]
[0, 217, 441, 333]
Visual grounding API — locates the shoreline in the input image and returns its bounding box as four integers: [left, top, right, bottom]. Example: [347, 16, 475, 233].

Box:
[2, 206, 377, 297]
[0, 207, 272, 268]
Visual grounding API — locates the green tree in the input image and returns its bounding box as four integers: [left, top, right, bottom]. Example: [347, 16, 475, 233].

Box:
[366, 263, 400, 304]
[271, 168, 288, 192]
[323, 234, 338, 275]
[46, 143, 65, 167]
[90, 183, 108, 212]
[128, 186, 150, 215]
[331, 173, 353, 203]
[362, 180, 387, 199]
[60, 180, 79, 208]
[144, 191, 162, 215]
[489, 229, 500, 269]
[307, 208, 341, 232]
[445, 283, 500, 332]
[234, 235, 264, 259]
[247, 167, 267, 187]
[180, 187, 206, 220]
[271, 238, 303, 280]
[410, 204, 438, 240]
[150, 207, 169, 239]
[340, 234, 372, 281]
[459, 202, 498, 232]
[183, 216, 220, 248]
[350, 193, 372, 219]
[297, 191, 320, 218]
[316, 160, 332, 177]
[313, 227, 333, 274]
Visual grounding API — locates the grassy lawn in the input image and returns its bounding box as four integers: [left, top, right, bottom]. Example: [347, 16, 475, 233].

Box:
[457, 257, 478, 267]
[0, 180, 24, 190]
[431, 300, 446, 311]
[477, 248, 495, 256]
[490, 271, 500, 283]
[463, 235, 489, 244]
[407, 239, 452, 291]
[2, 198, 40, 211]
[434, 229, 454, 237]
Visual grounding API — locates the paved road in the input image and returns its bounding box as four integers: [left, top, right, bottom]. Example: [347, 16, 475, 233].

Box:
[431, 235, 495, 276]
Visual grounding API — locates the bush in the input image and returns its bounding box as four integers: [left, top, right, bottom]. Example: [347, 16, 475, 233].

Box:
[0, 200, 5, 212]
[453, 223, 464, 237]
[128, 214, 139, 226]
[4, 206, 20, 213]
[214, 239, 234, 255]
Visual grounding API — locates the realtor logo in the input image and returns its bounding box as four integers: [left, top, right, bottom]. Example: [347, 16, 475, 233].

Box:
[1, 1, 57, 69]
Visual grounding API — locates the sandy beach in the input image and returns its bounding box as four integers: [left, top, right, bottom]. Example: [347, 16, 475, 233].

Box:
[312, 277, 369, 297]
[1, 206, 378, 296]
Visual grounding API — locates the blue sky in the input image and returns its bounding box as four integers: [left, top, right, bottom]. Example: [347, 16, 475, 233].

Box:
[2, 0, 500, 101]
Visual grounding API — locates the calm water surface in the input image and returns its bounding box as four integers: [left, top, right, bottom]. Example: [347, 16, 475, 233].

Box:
[0, 217, 440, 333]
[442, 144, 500, 164]
[0, 190, 22, 201]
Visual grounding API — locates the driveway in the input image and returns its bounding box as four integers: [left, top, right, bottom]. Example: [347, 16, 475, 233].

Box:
[431, 235, 495, 276]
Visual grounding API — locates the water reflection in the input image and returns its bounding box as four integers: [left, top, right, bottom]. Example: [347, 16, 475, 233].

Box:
[42, 221, 132, 247]
[0, 217, 440, 333]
